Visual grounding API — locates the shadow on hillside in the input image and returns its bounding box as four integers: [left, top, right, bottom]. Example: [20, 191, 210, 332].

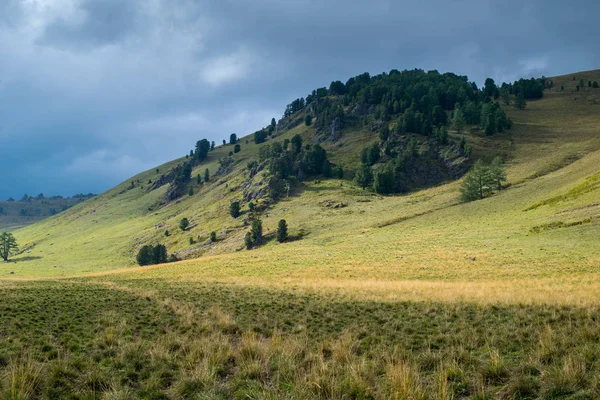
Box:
[10, 256, 43, 263]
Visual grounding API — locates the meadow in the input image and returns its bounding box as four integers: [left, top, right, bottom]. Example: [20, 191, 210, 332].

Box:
[1, 71, 600, 398]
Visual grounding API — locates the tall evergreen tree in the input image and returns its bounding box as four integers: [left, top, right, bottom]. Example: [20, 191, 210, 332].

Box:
[0, 232, 19, 262]
[250, 218, 263, 245]
[277, 219, 288, 243]
[514, 93, 527, 110]
[489, 156, 507, 191]
[230, 133, 237, 145]
[136, 245, 153, 266]
[291, 134, 303, 153]
[195, 139, 210, 161]
[460, 160, 494, 202]
[451, 106, 466, 134]
[204, 168, 210, 182]
[244, 232, 253, 250]
[355, 165, 374, 190]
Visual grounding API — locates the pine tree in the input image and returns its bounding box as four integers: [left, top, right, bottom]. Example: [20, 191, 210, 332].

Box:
[355, 165, 374, 190]
[277, 219, 288, 243]
[229, 201, 240, 218]
[244, 232, 253, 250]
[196, 174, 202, 185]
[204, 169, 210, 182]
[489, 156, 507, 191]
[451, 107, 466, 134]
[460, 160, 494, 202]
[514, 93, 527, 110]
[210, 231, 217, 242]
[251, 218, 263, 245]
[0, 232, 19, 262]
[136, 245, 153, 266]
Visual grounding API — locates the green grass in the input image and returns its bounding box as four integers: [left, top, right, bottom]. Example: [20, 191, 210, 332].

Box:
[0, 196, 90, 231]
[2, 70, 600, 398]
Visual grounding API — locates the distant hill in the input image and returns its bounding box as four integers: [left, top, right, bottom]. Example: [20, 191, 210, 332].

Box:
[0, 193, 95, 231]
[4, 68, 600, 276]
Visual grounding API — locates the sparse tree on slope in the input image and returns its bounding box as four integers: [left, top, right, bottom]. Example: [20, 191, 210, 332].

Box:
[452, 106, 466, 134]
[489, 156, 507, 191]
[229, 201, 240, 218]
[136, 245, 153, 266]
[514, 93, 527, 110]
[277, 220, 288, 243]
[179, 218, 189, 231]
[244, 232, 253, 250]
[355, 165, 374, 190]
[460, 160, 494, 202]
[251, 218, 263, 245]
[0, 232, 19, 262]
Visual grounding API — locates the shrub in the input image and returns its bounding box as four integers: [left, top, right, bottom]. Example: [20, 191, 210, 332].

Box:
[179, 218, 189, 231]
[304, 115, 313, 126]
[248, 202, 255, 211]
[210, 231, 217, 242]
[234, 144, 241, 153]
[230, 202, 240, 218]
[164, 230, 169, 237]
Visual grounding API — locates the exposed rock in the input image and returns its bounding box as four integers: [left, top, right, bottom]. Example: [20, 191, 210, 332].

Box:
[347, 103, 376, 117]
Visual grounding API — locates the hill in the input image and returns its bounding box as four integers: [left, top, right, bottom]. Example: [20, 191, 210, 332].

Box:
[1, 69, 600, 398]
[0, 193, 95, 231]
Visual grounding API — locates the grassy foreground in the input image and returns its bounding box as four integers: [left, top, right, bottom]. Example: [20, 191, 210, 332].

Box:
[1, 70, 600, 398]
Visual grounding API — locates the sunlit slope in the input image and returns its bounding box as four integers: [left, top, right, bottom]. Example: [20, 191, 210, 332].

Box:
[4, 70, 600, 279]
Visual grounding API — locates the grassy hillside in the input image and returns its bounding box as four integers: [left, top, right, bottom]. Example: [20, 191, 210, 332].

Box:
[0, 195, 93, 231]
[1, 70, 600, 398]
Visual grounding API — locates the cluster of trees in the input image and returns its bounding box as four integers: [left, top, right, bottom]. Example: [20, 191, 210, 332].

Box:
[355, 127, 471, 194]
[284, 98, 306, 117]
[243, 218, 289, 250]
[257, 134, 333, 199]
[460, 157, 507, 202]
[281, 69, 518, 141]
[500, 77, 546, 100]
[136, 244, 174, 266]
[0, 232, 18, 262]
[313, 100, 344, 133]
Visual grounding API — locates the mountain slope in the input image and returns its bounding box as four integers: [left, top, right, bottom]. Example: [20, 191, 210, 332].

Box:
[3, 69, 600, 279]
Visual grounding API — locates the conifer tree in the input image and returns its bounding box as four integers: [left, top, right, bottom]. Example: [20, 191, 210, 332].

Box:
[0, 232, 19, 262]
[244, 232, 253, 250]
[179, 218, 189, 231]
[251, 218, 263, 245]
[277, 219, 288, 243]
[229, 201, 240, 218]
[489, 156, 507, 191]
[460, 160, 494, 202]
[514, 93, 527, 110]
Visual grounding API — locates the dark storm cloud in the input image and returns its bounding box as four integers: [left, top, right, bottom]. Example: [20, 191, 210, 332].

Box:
[0, 0, 599, 199]
[39, 0, 140, 50]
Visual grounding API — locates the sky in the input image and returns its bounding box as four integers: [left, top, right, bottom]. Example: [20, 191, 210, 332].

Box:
[0, 0, 599, 199]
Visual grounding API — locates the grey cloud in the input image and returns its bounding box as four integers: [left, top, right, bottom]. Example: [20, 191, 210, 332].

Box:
[0, 0, 599, 199]
[38, 0, 141, 50]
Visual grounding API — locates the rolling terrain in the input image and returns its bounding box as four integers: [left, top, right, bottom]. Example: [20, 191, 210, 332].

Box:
[1, 70, 600, 398]
[0, 194, 94, 231]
